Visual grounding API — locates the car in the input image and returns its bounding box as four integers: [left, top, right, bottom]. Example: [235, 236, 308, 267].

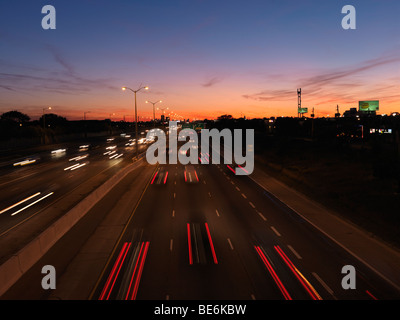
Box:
[184, 165, 199, 183]
[151, 166, 169, 185]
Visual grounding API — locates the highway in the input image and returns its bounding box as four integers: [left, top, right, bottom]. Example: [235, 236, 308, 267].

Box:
[89, 148, 400, 300]
[0, 131, 151, 264]
[2, 136, 400, 301]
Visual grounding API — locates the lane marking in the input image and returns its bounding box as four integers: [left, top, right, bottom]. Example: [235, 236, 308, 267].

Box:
[287, 245, 302, 259]
[250, 294, 256, 300]
[312, 272, 335, 298]
[257, 211, 267, 221]
[241, 193, 247, 199]
[170, 239, 173, 252]
[227, 238, 234, 250]
[172, 210, 175, 218]
[249, 202, 255, 209]
[215, 209, 220, 217]
[236, 186, 240, 191]
[270, 226, 281, 237]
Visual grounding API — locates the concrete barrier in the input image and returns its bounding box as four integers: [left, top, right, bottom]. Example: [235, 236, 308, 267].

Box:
[0, 157, 146, 297]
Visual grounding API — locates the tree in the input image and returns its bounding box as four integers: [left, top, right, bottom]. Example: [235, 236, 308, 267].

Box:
[0, 110, 30, 123]
[217, 114, 233, 121]
[39, 113, 67, 128]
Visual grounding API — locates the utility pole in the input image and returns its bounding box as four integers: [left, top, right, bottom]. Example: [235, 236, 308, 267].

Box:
[297, 88, 301, 118]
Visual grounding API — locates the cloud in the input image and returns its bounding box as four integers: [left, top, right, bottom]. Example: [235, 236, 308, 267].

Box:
[202, 76, 223, 88]
[0, 45, 120, 95]
[242, 52, 400, 103]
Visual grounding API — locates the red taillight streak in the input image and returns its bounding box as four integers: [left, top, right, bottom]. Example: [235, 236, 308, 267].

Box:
[205, 223, 218, 264]
[274, 245, 322, 300]
[195, 170, 199, 182]
[164, 171, 168, 184]
[125, 242, 144, 300]
[227, 165, 235, 174]
[130, 241, 149, 300]
[238, 164, 248, 174]
[254, 246, 292, 300]
[184, 171, 187, 182]
[99, 242, 131, 300]
[366, 290, 378, 300]
[187, 223, 193, 264]
[151, 171, 158, 184]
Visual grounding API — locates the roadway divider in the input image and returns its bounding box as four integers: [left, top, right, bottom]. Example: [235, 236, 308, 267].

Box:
[0, 155, 147, 297]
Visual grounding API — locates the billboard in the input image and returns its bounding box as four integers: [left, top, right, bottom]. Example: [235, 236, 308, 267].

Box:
[298, 107, 308, 114]
[359, 100, 379, 112]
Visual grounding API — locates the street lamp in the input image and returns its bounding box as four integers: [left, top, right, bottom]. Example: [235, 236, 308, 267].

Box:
[146, 100, 162, 127]
[42, 107, 52, 144]
[122, 85, 149, 158]
[43, 106, 52, 129]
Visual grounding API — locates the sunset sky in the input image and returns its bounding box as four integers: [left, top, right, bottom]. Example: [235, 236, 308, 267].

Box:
[1, 0, 400, 121]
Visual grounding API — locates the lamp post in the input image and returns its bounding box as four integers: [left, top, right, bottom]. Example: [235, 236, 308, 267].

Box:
[146, 100, 162, 128]
[42, 107, 51, 144]
[122, 85, 149, 158]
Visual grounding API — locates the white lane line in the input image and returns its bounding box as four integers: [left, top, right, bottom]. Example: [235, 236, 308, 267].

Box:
[166, 295, 170, 300]
[208, 192, 212, 198]
[236, 186, 240, 191]
[170, 239, 174, 251]
[287, 245, 302, 259]
[257, 211, 267, 221]
[227, 238, 234, 250]
[241, 193, 247, 199]
[270, 226, 281, 237]
[312, 272, 336, 298]
[174, 181, 176, 185]
[173, 193, 176, 198]
[249, 202, 255, 209]
[215, 209, 220, 217]
[230, 180, 235, 185]
[203, 180, 206, 184]
[172, 210, 175, 218]
[11, 192, 54, 216]
[250, 294, 256, 300]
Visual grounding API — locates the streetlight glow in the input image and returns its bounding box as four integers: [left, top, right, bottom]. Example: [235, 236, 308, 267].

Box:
[121, 84, 150, 158]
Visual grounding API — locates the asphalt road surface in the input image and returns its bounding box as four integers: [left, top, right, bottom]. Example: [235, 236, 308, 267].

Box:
[2, 138, 400, 301]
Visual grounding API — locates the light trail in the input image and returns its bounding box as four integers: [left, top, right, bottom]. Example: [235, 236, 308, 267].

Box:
[10, 192, 54, 216]
[205, 223, 218, 264]
[274, 245, 322, 300]
[0, 192, 41, 215]
[255, 245, 292, 300]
